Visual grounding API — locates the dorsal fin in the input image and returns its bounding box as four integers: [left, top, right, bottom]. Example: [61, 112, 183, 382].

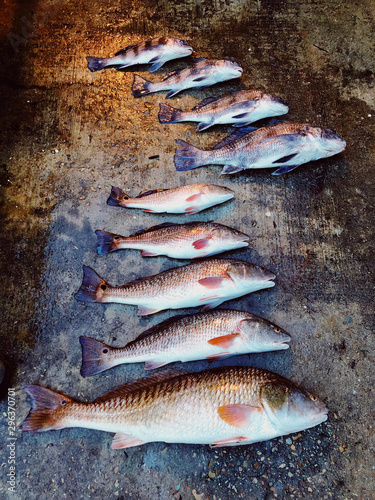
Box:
[136, 188, 166, 198]
[133, 314, 188, 341]
[213, 126, 258, 150]
[129, 222, 179, 237]
[115, 43, 139, 56]
[93, 370, 186, 402]
[192, 96, 220, 110]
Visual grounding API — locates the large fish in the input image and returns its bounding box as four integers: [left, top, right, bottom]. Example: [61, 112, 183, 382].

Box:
[21, 366, 328, 449]
[174, 122, 346, 175]
[74, 259, 275, 316]
[159, 90, 289, 131]
[79, 309, 291, 376]
[86, 37, 193, 73]
[95, 221, 250, 259]
[132, 59, 243, 98]
[106, 183, 234, 214]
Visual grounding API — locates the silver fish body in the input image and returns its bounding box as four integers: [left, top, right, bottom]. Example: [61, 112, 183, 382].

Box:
[86, 37, 193, 73]
[174, 122, 346, 175]
[132, 59, 243, 98]
[106, 183, 234, 214]
[95, 221, 250, 259]
[74, 258, 276, 316]
[79, 309, 291, 376]
[159, 90, 289, 131]
[21, 366, 328, 449]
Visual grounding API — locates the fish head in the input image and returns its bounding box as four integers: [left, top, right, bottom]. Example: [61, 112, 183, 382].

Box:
[261, 379, 328, 434]
[260, 94, 289, 117]
[217, 60, 243, 79]
[303, 126, 346, 158]
[211, 226, 250, 248]
[240, 318, 291, 352]
[168, 38, 194, 56]
[226, 262, 275, 292]
[202, 184, 235, 203]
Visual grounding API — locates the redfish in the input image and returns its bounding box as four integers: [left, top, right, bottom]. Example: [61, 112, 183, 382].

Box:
[106, 183, 234, 214]
[74, 259, 275, 316]
[21, 367, 328, 449]
[79, 309, 291, 376]
[95, 222, 249, 259]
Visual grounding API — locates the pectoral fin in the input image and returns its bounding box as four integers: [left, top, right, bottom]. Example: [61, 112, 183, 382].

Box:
[218, 404, 261, 428]
[208, 333, 240, 349]
[186, 193, 202, 202]
[148, 58, 164, 72]
[112, 433, 146, 449]
[198, 277, 226, 288]
[193, 238, 211, 250]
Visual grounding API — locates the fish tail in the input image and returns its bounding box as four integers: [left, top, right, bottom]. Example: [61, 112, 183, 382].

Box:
[158, 103, 183, 124]
[132, 74, 152, 97]
[107, 186, 129, 207]
[174, 139, 205, 171]
[75, 265, 109, 303]
[80, 336, 116, 377]
[21, 385, 73, 432]
[95, 230, 121, 255]
[86, 56, 108, 72]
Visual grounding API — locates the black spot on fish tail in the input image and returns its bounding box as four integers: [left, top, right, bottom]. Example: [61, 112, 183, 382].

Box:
[272, 153, 298, 164]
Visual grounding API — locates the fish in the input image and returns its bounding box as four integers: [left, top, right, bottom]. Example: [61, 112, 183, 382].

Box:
[79, 309, 291, 376]
[174, 122, 346, 175]
[95, 221, 250, 259]
[106, 183, 234, 214]
[74, 259, 276, 316]
[132, 58, 243, 98]
[21, 366, 328, 449]
[158, 90, 289, 131]
[86, 37, 193, 73]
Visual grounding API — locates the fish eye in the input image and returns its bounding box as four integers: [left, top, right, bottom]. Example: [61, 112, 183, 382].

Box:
[102, 348, 109, 354]
[273, 326, 281, 333]
[123, 196, 129, 200]
[310, 394, 318, 402]
[61, 399, 67, 405]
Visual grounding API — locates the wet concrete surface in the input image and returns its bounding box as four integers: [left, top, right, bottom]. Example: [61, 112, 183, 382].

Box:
[0, 0, 374, 498]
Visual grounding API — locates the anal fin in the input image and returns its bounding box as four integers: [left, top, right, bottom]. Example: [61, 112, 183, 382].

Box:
[221, 165, 245, 175]
[137, 306, 162, 316]
[144, 360, 169, 370]
[112, 433, 146, 449]
[272, 164, 301, 175]
[211, 436, 250, 448]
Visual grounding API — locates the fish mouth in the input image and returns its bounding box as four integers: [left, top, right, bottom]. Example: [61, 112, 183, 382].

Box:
[312, 408, 328, 423]
[274, 337, 291, 349]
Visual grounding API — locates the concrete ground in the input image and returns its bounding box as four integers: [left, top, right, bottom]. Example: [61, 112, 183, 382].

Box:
[0, 0, 374, 498]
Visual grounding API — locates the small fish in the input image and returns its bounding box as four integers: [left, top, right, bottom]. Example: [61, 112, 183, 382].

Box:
[75, 259, 275, 316]
[79, 309, 291, 376]
[21, 366, 328, 449]
[158, 90, 289, 131]
[86, 37, 193, 73]
[95, 222, 250, 259]
[106, 183, 234, 214]
[132, 59, 243, 98]
[174, 122, 346, 175]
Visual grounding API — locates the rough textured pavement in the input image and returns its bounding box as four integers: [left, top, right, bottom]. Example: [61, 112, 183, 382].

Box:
[0, 0, 374, 498]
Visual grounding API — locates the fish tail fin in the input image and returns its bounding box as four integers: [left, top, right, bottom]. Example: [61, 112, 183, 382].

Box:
[132, 74, 152, 97]
[107, 186, 129, 207]
[80, 336, 116, 377]
[75, 265, 109, 303]
[158, 103, 182, 124]
[21, 385, 73, 432]
[95, 230, 121, 255]
[174, 139, 205, 171]
[86, 56, 108, 72]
